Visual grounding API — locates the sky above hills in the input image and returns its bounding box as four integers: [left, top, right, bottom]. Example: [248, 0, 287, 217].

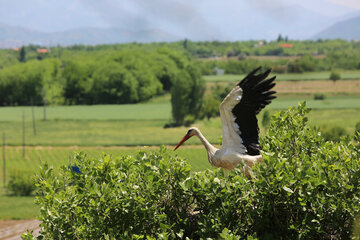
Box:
[0, 0, 359, 41]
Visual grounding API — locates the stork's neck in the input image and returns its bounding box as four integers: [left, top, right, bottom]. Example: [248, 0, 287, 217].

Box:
[194, 129, 218, 165]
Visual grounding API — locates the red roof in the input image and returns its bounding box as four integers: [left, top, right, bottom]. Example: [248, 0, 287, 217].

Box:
[279, 44, 293, 48]
[37, 49, 49, 53]
[13, 48, 19, 51]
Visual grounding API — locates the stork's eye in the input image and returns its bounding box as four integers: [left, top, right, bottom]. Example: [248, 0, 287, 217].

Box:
[187, 130, 192, 135]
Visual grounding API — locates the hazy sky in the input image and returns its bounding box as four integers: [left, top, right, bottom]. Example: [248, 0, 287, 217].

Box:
[0, 0, 359, 40]
[328, 0, 360, 10]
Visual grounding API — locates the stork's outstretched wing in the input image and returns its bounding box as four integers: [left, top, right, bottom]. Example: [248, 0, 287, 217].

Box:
[219, 67, 276, 156]
[231, 67, 276, 155]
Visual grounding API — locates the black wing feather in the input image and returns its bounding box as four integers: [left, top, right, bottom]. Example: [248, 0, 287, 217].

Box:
[232, 67, 276, 155]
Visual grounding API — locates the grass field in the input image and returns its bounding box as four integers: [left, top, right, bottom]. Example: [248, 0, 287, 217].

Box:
[203, 71, 360, 82]
[270, 96, 360, 109]
[0, 96, 359, 146]
[0, 194, 38, 219]
[0, 103, 172, 121]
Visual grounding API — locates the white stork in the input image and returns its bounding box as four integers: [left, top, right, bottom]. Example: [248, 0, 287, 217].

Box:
[174, 67, 276, 173]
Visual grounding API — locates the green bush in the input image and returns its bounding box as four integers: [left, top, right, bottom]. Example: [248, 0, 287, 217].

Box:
[321, 125, 348, 141]
[314, 93, 326, 100]
[6, 170, 35, 196]
[24, 103, 360, 239]
[199, 95, 220, 120]
[330, 71, 341, 82]
[355, 122, 360, 136]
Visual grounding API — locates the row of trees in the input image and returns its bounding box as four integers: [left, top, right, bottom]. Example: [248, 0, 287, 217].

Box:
[178, 39, 360, 58]
[1, 39, 360, 69]
[0, 47, 205, 125]
[0, 48, 184, 104]
[196, 52, 360, 75]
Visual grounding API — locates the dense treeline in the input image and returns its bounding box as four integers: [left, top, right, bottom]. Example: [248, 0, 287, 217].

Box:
[0, 47, 194, 106]
[196, 52, 360, 75]
[2, 39, 360, 66]
[178, 39, 360, 58]
[182, 39, 360, 74]
[0, 39, 359, 106]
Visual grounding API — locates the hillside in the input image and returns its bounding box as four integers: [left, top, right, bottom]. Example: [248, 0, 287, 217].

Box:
[313, 16, 360, 40]
[0, 24, 181, 48]
[0, 1, 356, 47]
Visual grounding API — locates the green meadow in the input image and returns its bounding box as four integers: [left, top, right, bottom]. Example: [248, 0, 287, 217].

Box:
[0, 95, 359, 149]
[0, 95, 359, 147]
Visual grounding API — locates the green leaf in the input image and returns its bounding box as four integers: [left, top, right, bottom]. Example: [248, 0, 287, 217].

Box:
[283, 186, 294, 193]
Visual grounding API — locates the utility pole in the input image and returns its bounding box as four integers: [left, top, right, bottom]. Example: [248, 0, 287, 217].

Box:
[22, 110, 25, 158]
[2, 131, 5, 186]
[43, 91, 47, 121]
[31, 99, 36, 136]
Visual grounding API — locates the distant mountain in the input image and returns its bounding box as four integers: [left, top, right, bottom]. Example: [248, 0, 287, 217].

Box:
[312, 16, 360, 40]
[1, 2, 360, 48]
[207, 4, 339, 41]
[0, 24, 181, 48]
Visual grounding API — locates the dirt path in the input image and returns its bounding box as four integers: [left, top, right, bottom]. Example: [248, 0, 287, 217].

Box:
[0, 220, 40, 240]
[274, 80, 360, 93]
[207, 80, 360, 95]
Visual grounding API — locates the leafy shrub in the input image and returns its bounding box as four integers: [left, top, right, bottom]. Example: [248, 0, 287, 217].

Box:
[321, 125, 348, 141]
[24, 103, 360, 239]
[355, 121, 360, 136]
[313, 93, 326, 100]
[199, 95, 220, 120]
[6, 170, 35, 196]
[330, 71, 341, 82]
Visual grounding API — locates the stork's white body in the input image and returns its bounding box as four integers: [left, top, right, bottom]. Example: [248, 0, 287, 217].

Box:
[174, 67, 276, 173]
[190, 85, 263, 172]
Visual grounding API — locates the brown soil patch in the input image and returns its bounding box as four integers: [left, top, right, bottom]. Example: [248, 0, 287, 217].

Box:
[198, 55, 325, 61]
[274, 80, 360, 94]
[0, 220, 40, 240]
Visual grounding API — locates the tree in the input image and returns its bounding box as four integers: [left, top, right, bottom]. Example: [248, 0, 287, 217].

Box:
[19, 46, 26, 62]
[200, 95, 220, 120]
[330, 70, 341, 83]
[171, 65, 205, 125]
[91, 63, 139, 104]
[183, 38, 188, 49]
[62, 61, 91, 105]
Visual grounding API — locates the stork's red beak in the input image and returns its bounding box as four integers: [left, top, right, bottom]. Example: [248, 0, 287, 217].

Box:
[174, 134, 191, 151]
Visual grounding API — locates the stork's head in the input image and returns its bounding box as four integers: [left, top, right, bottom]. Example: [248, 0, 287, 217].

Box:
[174, 127, 198, 151]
